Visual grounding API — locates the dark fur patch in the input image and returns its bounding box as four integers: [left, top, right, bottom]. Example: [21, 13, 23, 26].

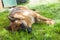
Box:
[5, 26, 12, 31]
[18, 23, 27, 31]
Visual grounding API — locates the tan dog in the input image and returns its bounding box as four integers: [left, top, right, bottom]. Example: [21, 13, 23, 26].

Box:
[8, 6, 55, 33]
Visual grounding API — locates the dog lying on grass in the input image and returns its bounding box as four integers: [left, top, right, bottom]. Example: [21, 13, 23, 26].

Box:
[8, 6, 55, 33]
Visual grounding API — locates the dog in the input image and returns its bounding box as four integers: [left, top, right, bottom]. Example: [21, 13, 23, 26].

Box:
[8, 6, 55, 33]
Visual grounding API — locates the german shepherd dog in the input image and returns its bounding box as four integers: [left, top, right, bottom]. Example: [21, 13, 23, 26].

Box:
[8, 6, 55, 33]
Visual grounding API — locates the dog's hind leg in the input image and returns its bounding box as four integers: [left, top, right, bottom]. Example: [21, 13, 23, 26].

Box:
[33, 13, 55, 25]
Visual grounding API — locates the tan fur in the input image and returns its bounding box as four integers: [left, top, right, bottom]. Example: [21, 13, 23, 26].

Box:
[8, 6, 55, 31]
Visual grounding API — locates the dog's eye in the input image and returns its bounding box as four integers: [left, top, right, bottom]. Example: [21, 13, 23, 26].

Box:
[15, 18, 21, 20]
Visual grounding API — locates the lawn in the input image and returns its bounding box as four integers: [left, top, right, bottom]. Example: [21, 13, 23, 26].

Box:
[0, 3, 60, 40]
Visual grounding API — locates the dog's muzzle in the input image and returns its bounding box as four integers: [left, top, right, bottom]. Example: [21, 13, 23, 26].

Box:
[20, 23, 27, 31]
[20, 22, 32, 33]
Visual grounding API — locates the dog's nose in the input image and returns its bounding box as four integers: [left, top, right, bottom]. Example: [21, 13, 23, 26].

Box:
[27, 27, 32, 33]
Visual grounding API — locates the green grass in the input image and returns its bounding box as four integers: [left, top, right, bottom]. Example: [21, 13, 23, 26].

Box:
[0, 3, 60, 40]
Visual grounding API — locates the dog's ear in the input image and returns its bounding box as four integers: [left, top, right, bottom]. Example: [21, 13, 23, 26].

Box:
[8, 16, 16, 22]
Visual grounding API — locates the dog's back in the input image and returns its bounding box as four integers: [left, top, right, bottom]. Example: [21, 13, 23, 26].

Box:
[9, 6, 36, 24]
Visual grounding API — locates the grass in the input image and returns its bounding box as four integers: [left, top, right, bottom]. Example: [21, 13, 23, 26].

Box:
[0, 3, 60, 40]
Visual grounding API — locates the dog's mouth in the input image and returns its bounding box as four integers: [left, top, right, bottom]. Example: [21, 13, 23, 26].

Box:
[20, 23, 32, 33]
[20, 23, 27, 30]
